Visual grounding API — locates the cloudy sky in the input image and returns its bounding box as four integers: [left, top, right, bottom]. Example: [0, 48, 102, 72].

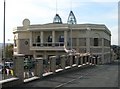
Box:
[0, 0, 119, 45]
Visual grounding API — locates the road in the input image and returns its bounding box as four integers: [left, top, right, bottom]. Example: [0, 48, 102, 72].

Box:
[11, 60, 118, 88]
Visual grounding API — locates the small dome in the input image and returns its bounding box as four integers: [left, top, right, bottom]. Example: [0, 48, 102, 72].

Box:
[67, 11, 77, 24]
[53, 14, 62, 24]
[22, 18, 30, 26]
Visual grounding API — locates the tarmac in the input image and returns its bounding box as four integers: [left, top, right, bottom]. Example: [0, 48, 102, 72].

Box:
[11, 60, 119, 89]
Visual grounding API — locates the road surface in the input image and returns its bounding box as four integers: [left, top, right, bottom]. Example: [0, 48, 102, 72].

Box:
[11, 60, 119, 88]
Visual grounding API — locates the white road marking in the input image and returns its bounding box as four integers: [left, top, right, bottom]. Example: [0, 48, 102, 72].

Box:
[55, 76, 83, 88]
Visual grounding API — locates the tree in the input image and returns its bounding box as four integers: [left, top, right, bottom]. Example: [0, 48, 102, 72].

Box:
[5, 43, 13, 59]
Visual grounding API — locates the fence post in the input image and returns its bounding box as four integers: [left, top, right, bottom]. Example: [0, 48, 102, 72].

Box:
[34, 57, 43, 78]
[50, 56, 56, 73]
[60, 55, 66, 70]
[13, 54, 24, 84]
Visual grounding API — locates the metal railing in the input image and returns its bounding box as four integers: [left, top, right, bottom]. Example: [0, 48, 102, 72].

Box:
[32, 42, 64, 47]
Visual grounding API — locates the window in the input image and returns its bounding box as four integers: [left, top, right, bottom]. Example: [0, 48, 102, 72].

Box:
[37, 36, 40, 42]
[59, 35, 64, 42]
[48, 36, 52, 42]
[14, 40, 17, 47]
[94, 38, 98, 46]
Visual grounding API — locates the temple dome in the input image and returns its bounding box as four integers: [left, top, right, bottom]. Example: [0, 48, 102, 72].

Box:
[53, 14, 62, 24]
[67, 11, 77, 24]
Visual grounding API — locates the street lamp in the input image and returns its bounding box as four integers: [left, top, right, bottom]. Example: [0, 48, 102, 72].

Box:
[3, 0, 6, 60]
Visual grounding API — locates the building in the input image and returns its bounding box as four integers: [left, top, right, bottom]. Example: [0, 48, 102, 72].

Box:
[13, 11, 111, 64]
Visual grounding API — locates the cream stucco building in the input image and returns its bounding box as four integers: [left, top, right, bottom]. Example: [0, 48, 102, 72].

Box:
[13, 11, 111, 64]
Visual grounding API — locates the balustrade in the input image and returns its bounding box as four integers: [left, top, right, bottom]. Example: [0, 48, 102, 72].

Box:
[32, 42, 64, 47]
[1, 53, 101, 87]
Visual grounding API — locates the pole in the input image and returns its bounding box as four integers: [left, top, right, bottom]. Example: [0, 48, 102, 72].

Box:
[3, 0, 6, 59]
[70, 26, 72, 50]
[2, 0, 6, 80]
[70, 22, 73, 51]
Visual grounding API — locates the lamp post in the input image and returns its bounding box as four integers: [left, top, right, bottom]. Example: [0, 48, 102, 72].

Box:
[3, 0, 6, 60]
[2, 0, 6, 80]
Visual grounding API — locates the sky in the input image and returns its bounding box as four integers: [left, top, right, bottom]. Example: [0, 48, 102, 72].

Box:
[0, 0, 119, 45]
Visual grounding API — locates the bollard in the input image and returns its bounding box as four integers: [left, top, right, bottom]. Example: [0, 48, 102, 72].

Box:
[50, 56, 56, 73]
[60, 55, 66, 70]
[13, 54, 24, 84]
[34, 57, 43, 78]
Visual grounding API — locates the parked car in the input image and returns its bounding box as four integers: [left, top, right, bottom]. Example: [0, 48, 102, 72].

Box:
[0, 63, 4, 73]
[4, 62, 13, 69]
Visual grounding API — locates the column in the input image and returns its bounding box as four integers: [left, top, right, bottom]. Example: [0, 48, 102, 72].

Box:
[30, 32, 32, 47]
[52, 31, 55, 46]
[76, 38, 79, 52]
[34, 57, 43, 77]
[60, 55, 66, 70]
[50, 56, 56, 73]
[102, 38, 104, 64]
[86, 28, 91, 53]
[17, 39, 20, 54]
[40, 31, 43, 46]
[13, 54, 24, 84]
[64, 31, 67, 46]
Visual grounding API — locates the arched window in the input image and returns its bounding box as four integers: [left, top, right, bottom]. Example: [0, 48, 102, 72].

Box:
[94, 38, 98, 46]
[14, 40, 17, 47]
[37, 36, 40, 42]
[48, 35, 52, 42]
[59, 35, 64, 42]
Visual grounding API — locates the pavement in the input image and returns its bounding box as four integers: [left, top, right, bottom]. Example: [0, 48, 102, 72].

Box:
[6, 60, 120, 88]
